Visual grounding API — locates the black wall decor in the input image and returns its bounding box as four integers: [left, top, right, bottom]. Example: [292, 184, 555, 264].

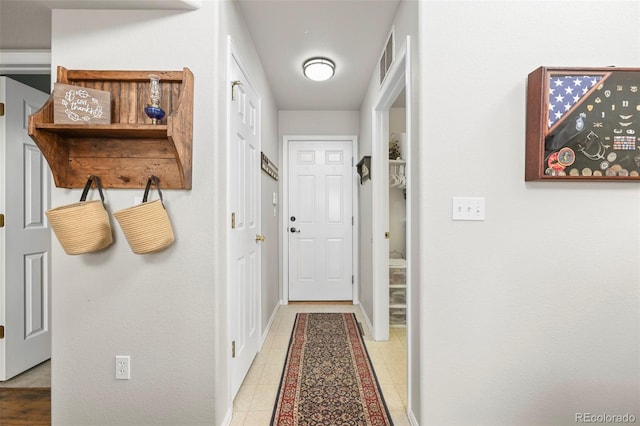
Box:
[356, 156, 371, 184]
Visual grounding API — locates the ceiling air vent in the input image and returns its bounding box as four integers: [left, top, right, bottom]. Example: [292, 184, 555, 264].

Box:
[379, 29, 394, 85]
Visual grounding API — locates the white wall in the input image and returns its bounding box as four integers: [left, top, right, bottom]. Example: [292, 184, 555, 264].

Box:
[50, 2, 280, 424]
[51, 7, 219, 425]
[260, 134, 281, 336]
[257, 63, 281, 341]
[419, 1, 640, 425]
[279, 110, 359, 136]
[358, 0, 420, 421]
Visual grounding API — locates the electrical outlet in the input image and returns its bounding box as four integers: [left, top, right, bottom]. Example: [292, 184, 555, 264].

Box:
[115, 355, 130, 380]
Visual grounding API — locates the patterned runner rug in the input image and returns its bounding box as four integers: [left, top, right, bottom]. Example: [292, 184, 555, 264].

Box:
[271, 313, 393, 425]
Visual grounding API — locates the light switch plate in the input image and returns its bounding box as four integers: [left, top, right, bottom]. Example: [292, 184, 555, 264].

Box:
[452, 197, 485, 221]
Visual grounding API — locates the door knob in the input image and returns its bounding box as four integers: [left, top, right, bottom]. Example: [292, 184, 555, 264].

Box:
[255, 234, 265, 242]
[290, 227, 301, 233]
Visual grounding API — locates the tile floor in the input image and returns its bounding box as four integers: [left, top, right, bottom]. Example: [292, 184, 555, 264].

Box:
[231, 303, 410, 425]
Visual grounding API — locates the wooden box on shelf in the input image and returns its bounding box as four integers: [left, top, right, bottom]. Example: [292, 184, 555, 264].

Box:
[28, 66, 194, 189]
[526, 66, 640, 181]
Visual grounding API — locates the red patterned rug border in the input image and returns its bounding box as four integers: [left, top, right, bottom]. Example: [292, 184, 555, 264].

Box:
[270, 313, 394, 425]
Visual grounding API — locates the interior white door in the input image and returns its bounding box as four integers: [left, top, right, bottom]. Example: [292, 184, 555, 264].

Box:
[228, 54, 261, 398]
[288, 139, 353, 301]
[0, 77, 51, 381]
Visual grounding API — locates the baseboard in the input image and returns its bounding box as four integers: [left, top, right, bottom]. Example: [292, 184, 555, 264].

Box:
[220, 406, 233, 426]
[408, 409, 419, 425]
[260, 303, 281, 348]
[360, 306, 375, 339]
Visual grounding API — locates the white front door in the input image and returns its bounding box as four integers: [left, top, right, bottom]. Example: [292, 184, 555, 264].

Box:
[228, 48, 261, 398]
[0, 77, 51, 380]
[288, 139, 353, 301]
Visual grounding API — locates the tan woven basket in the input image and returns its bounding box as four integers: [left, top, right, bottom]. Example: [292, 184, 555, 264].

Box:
[113, 176, 174, 254]
[46, 176, 113, 255]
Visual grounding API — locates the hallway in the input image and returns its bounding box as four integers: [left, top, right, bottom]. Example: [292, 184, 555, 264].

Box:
[230, 303, 409, 425]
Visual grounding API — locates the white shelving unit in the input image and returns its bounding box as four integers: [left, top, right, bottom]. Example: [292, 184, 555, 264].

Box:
[389, 258, 407, 327]
[389, 159, 406, 189]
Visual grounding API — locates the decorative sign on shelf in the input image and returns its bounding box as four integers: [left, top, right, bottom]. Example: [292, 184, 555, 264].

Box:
[53, 83, 111, 124]
[261, 152, 279, 181]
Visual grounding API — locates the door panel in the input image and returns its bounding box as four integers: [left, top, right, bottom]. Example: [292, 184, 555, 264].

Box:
[228, 56, 261, 399]
[25, 145, 46, 227]
[298, 238, 316, 281]
[297, 175, 315, 222]
[288, 139, 353, 301]
[326, 239, 343, 280]
[326, 176, 344, 223]
[0, 77, 50, 380]
[326, 150, 343, 165]
[25, 253, 46, 338]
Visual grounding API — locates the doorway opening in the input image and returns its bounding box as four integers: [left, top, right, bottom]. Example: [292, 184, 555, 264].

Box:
[372, 35, 413, 415]
[387, 87, 408, 409]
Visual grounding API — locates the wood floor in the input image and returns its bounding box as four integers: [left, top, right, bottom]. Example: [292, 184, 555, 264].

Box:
[0, 361, 51, 426]
[0, 388, 50, 426]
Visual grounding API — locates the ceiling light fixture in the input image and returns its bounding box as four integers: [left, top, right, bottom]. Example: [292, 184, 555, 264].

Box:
[303, 57, 335, 81]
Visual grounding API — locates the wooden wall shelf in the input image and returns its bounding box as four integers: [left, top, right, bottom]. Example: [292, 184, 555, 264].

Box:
[28, 66, 193, 189]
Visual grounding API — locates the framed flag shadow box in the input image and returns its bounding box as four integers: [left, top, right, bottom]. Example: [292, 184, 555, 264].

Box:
[526, 66, 640, 181]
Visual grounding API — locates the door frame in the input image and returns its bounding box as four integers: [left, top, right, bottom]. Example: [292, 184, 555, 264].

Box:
[281, 135, 358, 304]
[372, 37, 411, 337]
[225, 36, 262, 399]
[0, 50, 51, 74]
[371, 35, 414, 413]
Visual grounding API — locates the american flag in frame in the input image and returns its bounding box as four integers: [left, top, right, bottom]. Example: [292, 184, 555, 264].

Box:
[526, 66, 640, 181]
